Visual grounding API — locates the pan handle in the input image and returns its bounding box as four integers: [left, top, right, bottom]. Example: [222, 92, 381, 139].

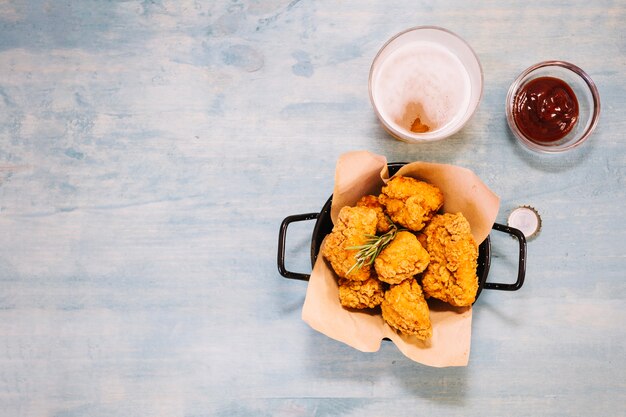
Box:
[277, 213, 319, 281]
[483, 222, 527, 291]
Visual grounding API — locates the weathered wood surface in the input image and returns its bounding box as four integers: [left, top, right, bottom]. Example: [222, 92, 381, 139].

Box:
[0, 1, 624, 416]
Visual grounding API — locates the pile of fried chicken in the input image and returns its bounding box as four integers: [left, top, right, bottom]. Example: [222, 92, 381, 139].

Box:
[321, 175, 479, 341]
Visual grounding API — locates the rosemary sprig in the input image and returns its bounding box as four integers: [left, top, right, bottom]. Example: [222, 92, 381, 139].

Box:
[346, 222, 398, 276]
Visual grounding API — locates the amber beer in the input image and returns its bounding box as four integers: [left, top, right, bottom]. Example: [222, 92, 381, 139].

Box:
[371, 40, 472, 135]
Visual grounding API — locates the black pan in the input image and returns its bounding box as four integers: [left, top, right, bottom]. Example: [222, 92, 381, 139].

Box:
[277, 163, 526, 301]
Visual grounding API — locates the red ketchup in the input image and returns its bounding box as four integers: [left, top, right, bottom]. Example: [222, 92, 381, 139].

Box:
[513, 76, 579, 143]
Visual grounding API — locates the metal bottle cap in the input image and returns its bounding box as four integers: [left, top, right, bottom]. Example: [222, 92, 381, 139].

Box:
[507, 206, 541, 239]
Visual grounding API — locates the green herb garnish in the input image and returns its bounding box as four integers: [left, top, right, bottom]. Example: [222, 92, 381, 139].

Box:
[346, 222, 398, 276]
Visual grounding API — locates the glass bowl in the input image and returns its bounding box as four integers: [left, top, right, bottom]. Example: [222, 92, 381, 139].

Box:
[505, 61, 601, 153]
[368, 26, 483, 143]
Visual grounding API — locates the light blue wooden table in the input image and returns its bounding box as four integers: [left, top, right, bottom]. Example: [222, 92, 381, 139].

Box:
[1, 1, 624, 416]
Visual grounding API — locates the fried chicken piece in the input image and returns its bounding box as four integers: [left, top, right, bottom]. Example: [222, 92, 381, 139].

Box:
[420, 213, 479, 307]
[374, 231, 430, 285]
[321, 206, 378, 282]
[338, 276, 385, 309]
[356, 194, 392, 233]
[381, 279, 432, 340]
[378, 176, 444, 232]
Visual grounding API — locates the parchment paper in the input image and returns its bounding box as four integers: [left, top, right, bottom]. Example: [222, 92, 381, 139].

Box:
[302, 150, 500, 367]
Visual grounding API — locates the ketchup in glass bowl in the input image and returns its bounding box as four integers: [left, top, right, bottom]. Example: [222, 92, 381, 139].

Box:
[506, 61, 600, 153]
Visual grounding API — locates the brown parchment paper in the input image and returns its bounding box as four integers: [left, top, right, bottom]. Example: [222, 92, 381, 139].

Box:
[302, 151, 500, 367]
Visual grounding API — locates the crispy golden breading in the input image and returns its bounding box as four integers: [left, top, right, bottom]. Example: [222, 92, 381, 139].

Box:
[420, 213, 479, 307]
[416, 232, 427, 248]
[374, 231, 430, 285]
[321, 206, 378, 281]
[338, 276, 385, 309]
[378, 176, 444, 232]
[356, 194, 392, 233]
[381, 279, 432, 340]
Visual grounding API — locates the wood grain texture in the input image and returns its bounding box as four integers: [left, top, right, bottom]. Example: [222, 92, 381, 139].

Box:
[0, 1, 624, 416]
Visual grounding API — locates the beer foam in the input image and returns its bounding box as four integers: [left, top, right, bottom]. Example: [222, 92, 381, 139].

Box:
[372, 41, 471, 133]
